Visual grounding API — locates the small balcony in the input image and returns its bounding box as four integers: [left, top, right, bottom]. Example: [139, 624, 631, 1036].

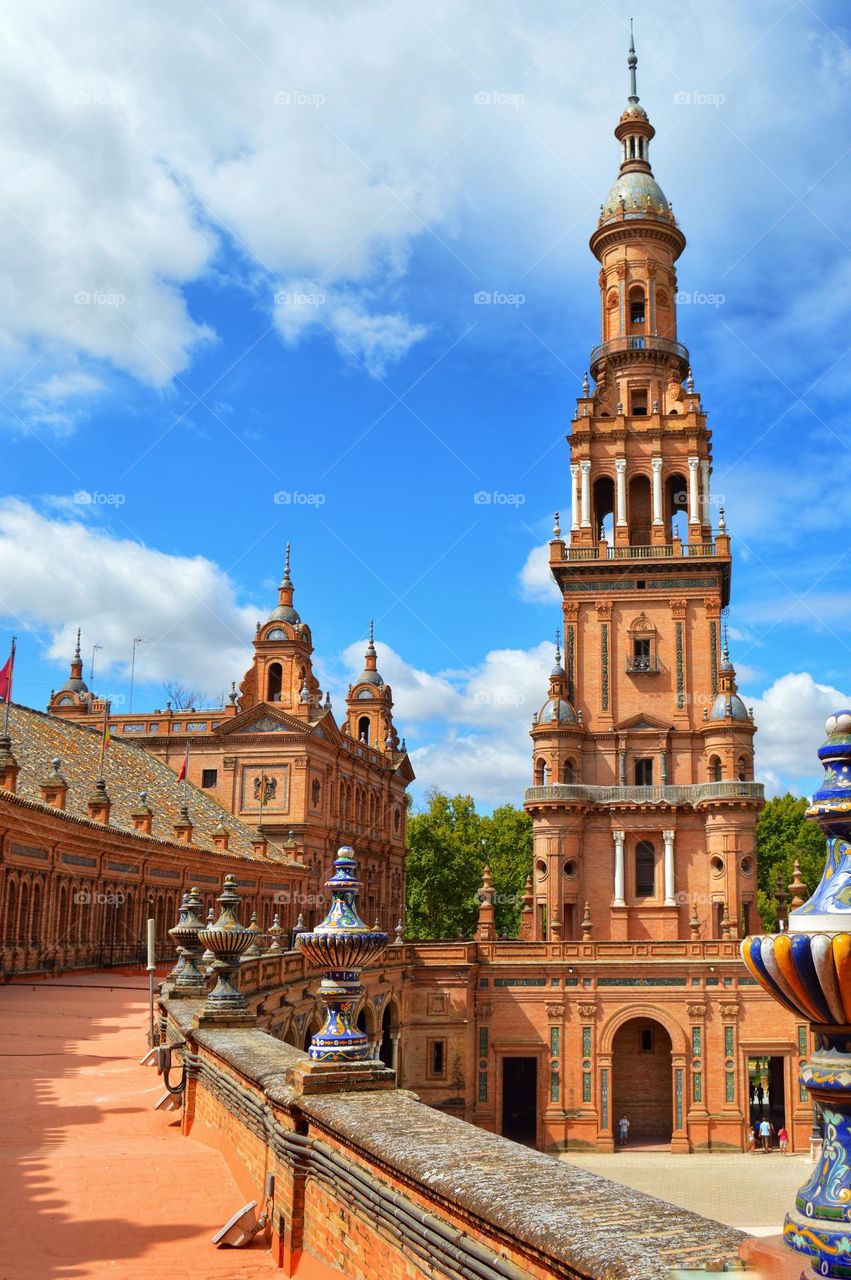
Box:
[562, 542, 716, 562]
[625, 657, 660, 675]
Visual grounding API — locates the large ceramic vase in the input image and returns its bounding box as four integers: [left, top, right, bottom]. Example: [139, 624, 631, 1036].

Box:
[742, 711, 851, 1277]
[296, 848, 387, 1061]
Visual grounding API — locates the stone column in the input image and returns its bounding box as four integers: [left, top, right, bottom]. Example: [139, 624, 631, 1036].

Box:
[613, 830, 625, 907]
[663, 829, 676, 906]
[687, 457, 700, 526]
[652, 457, 663, 526]
[700, 459, 711, 526]
[615, 458, 627, 527]
[570, 464, 580, 531]
[580, 462, 591, 528]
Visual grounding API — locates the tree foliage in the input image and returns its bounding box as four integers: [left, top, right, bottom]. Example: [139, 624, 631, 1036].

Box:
[405, 790, 533, 940]
[755, 794, 826, 930]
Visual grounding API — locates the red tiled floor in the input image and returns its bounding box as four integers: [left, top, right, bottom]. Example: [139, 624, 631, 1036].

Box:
[0, 972, 281, 1279]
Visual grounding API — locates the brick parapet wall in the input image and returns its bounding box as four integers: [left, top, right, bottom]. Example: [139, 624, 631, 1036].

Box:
[164, 997, 746, 1279]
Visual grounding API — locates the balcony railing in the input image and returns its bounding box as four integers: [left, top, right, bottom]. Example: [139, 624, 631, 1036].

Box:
[524, 781, 765, 807]
[625, 657, 660, 674]
[562, 542, 715, 562]
[589, 335, 690, 367]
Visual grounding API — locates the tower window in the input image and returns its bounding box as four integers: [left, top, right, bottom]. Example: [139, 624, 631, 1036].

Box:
[630, 300, 645, 325]
[429, 1040, 446, 1078]
[357, 715, 371, 743]
[201, 769, 217, 789]
[635, 840, 655, 897]
[635, 758, 653, 786]
[640, 1027, 653, 1053]
[630, 389, 648, 415]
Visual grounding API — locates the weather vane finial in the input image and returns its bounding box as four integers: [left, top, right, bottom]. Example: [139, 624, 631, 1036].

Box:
[628, 19, 638, 104]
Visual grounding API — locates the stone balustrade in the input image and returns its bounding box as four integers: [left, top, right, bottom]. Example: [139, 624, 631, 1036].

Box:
[163, 994, 746, 1279]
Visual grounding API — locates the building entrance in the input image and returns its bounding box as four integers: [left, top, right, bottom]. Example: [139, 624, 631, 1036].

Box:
[612, 1017, 673, 1146]
[748, 1055, 786, 1147]
[501, 1057, 537, 1146]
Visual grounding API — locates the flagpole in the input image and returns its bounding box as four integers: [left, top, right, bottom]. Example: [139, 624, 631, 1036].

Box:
[3, 636, 16, 737]
[182, 740, 189, 807]
[97, 700, 111, 780]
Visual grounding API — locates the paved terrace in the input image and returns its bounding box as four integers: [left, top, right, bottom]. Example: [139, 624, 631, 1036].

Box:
[0, 973, 333, 1279]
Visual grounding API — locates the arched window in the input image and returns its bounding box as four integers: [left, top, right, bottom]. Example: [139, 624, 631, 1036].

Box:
[358, 715, 371, 743]
[709, 755, 722, 782]
[266, 662, 282, 702]
[738, 754, 751, 782]
[563, 759, 576, 784]
[635, 841, 655, 898]
[628, 285, 646, 331]
[534, 758, 548, 786]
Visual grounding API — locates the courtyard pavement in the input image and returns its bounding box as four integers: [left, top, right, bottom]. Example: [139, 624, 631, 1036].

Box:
[560, 1147, 809, 1236]
[0, 972, 337, 1280]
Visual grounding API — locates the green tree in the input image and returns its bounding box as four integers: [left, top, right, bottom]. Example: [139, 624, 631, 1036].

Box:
[481, 804, 533, 936]
[405, 790, 483, 939]
[405, 792, 533, 940]
[755, 794, 826, 930]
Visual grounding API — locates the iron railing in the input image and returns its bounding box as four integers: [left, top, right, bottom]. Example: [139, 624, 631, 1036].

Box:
[589, 335, 690, 366]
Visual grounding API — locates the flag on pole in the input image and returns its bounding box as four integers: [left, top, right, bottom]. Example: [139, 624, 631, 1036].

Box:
[1, 637, 16, 737]
[97, 701, 111, 778]
[176, 744, 189, 783]
[0, 641, 15, 704]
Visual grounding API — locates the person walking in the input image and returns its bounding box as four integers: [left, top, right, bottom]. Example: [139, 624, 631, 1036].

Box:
[746, 1124, 756, 1154]
[759, 1116, 771, 1152]
[618, 1115, 630, 1147]
[778, 1125, 789, 1155]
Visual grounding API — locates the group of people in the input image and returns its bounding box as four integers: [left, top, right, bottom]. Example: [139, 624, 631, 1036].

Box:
[616, 1112, 789, 1153]
[747, 1117, 789, 1153]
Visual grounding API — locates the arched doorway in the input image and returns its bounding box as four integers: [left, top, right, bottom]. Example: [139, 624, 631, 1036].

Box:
[612, 1017, 673, 1146]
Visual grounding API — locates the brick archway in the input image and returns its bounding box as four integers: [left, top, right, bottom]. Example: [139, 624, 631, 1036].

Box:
[612, 1016, 673, 1146]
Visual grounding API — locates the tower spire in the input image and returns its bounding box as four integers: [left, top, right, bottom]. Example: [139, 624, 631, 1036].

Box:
[282, 542, 292, 589]
[628, 19, 638, 104]
[555, 628, 562, 668]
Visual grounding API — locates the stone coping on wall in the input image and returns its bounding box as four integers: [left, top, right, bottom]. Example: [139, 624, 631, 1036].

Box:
[166, 999, 746, 1279]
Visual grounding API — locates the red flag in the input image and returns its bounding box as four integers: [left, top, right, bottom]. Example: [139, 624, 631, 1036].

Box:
[176, 745, 189, 782]
[0, 647, 13, 703]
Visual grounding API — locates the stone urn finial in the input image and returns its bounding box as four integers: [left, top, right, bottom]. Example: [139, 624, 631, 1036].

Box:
[168, 887, 206, 995]
[265, 912, 283, 955]
[197, 874, 255, 1024]
[296, 847, 387, 1061]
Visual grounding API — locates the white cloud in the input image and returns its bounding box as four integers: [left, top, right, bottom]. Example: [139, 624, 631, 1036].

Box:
[274, 285, 427, 377]
[519, 542, 560, 605]
[336, 635, 554, 804]
[743, 672, 851, 796]
[0, 1, 842, 419]
[0, 499, 256, 698]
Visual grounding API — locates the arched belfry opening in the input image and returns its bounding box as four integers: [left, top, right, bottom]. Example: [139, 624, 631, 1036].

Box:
[612, 1017, 673, 1146]
[628, 474, 651, 545]
[593, 475, 615, 543]
[267, 662, 283, 702]
[666, 472, 688, 542]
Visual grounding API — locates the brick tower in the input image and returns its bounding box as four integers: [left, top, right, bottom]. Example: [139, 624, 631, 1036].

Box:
[525, 31, 763, 946]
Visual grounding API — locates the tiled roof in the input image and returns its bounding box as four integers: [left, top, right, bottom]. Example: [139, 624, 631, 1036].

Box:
[4, 703, 300, 867]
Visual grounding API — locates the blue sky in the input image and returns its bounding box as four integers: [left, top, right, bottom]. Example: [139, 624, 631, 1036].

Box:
[1, 0, 850, 807]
